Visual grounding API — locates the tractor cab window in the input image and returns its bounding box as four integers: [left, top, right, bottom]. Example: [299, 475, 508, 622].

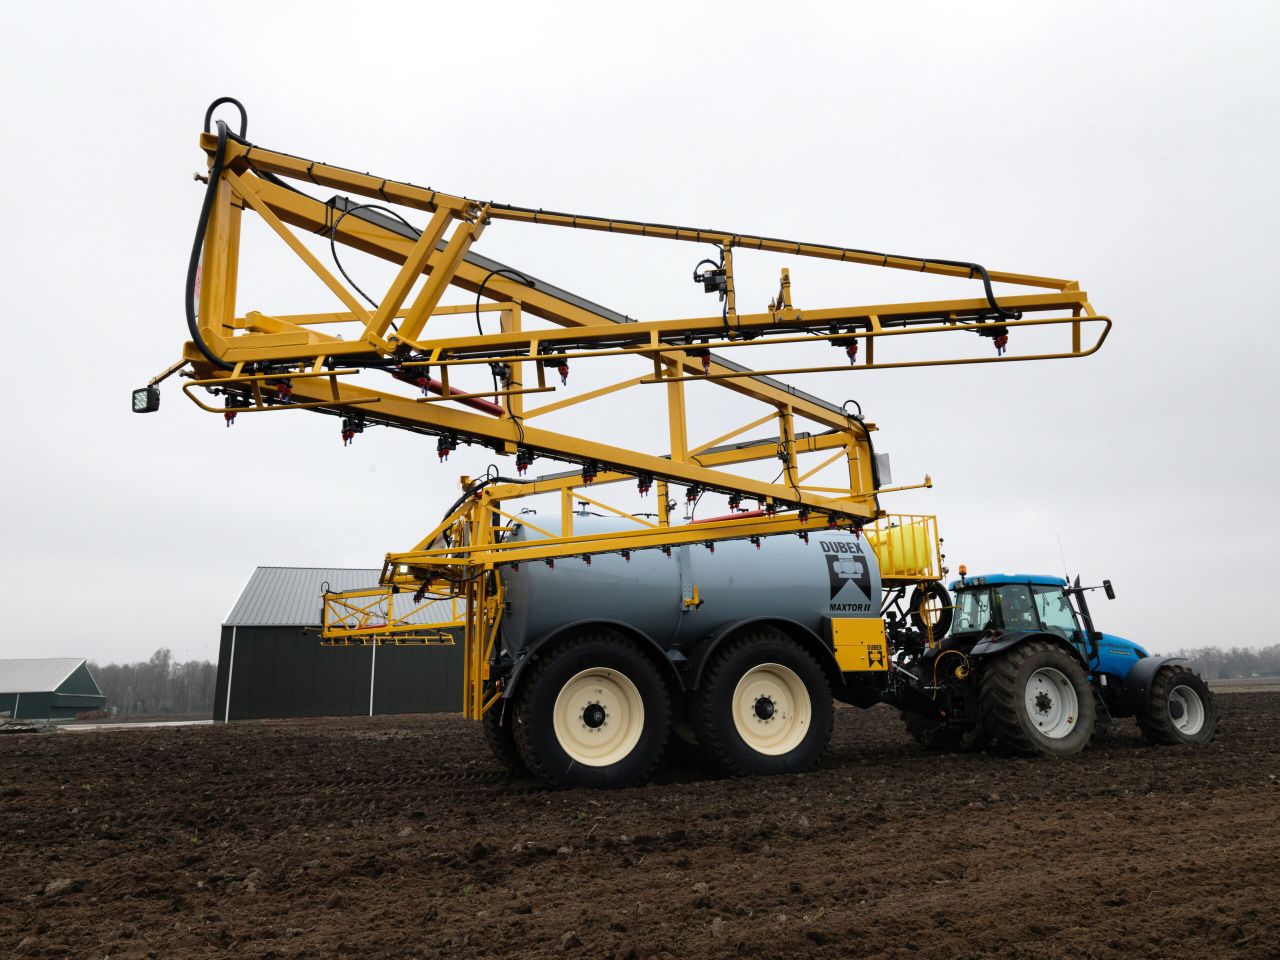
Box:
[1031, 584, 1081, 641]
[995, 584, 1038, 630]
[952, 588, 994, 633]
[953, 584, 1060, 634]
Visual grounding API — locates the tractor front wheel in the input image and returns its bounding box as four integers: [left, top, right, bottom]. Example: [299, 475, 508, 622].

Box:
[979, 640, 1095, 756]
[1138, 665, 1217, 745]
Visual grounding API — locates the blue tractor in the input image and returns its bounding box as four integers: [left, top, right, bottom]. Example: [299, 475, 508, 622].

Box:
[894, 573, 1217, 755]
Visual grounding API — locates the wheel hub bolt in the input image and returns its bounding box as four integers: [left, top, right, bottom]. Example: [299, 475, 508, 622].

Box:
[754, 696, 776, 722]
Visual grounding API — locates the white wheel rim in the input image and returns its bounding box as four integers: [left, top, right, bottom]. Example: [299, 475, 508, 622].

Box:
[1023, 666, 1079, 740]
[731, 662, 811, 756]
[1168, 684, 1205, 736]
[552, 668, 645, 767]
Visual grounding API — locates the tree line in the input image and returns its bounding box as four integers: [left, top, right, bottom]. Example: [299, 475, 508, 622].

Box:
[89, 648, 217, 717]
[84, 642, 1277, 718]
[1172, 644, 1280, 680]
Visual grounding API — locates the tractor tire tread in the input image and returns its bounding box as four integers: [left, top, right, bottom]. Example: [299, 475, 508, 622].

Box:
[1136, 665, 1218, 746]
[979, 640, 1096, 756]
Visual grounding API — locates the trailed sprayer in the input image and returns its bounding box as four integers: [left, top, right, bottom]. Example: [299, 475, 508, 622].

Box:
[137, 99, 1213, 787]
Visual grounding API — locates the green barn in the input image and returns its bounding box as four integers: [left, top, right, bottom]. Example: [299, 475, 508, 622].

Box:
[0, 659, 106, 721]
[213, 567, 465, 722]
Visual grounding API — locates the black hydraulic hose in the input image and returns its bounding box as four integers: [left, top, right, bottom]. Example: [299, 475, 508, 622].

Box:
[864, 428, 882, 493]
[924, 258, 1022, 322]
[435, 469, 531, 549]
[490, 202, 1022, 321]
[439, 470, 529, 525]
[474, 268, 536, 336]
[328, 203, 419, 312]
[196, 105, 1015, 327]
[203, 97, 247, 139]
[186, 99, 249, 371]
[474, 268, 537, 445]
[691, 257, 721, 282]
[842, 399, 883, 494]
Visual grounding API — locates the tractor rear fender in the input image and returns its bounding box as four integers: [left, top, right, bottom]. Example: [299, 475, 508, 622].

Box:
[501, 619, 685, 701]
[1114, 656, 1191, 715]
[687, 617, 845, 697]
[966, 631, 1089, 669]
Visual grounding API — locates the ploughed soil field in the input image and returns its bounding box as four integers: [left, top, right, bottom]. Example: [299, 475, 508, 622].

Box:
[3, 695, 1278, 960]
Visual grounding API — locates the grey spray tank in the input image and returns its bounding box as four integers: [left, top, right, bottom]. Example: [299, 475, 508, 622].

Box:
[498, 513, 882, 654]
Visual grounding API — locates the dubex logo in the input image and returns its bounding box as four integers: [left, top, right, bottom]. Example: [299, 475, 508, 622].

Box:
[819, 539, 872, 612]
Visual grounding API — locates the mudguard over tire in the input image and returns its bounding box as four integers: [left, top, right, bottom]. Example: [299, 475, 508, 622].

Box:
[979, 639, 1095, 756]
[900, 712, 988, 752]
[482, 703, 524, 774]
[693, 628, 833, 776]
[1137, 665, 1217, 745]
[512, 634, 670, 788]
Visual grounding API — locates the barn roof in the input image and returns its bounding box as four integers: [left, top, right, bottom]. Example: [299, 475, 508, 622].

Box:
[224, 567, 458, 628]
[0, 658, 87, 694]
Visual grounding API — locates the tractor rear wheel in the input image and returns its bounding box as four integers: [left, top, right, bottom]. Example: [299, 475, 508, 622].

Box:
[1138, 665, 1217, 745]
[979, 640, 1095, 756]
[482, 703, 524, 774]
[900, 712, 988, 752]
[512, 634, 670, 788]
[693, 629, 833, 776]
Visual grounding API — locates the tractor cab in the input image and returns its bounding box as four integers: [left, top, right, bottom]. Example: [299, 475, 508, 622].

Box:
[947, 572, 1148, 678]
[950, 574, 1079, 638]
[898, 570, 1214, 753]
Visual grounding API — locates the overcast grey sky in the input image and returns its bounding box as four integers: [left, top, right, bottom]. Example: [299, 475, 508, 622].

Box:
[1, 1, 1276, 664]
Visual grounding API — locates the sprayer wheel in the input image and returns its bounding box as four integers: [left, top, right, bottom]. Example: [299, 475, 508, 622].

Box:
[512, 633, 670, 788]
[482, 702, 524, 774]
[693, 628, 833, 776]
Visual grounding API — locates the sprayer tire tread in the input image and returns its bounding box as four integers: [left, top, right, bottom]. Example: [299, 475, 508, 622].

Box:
[512, 633, 670, 788]
[692, 629, 833, 777]
[482, 703, 525, 774]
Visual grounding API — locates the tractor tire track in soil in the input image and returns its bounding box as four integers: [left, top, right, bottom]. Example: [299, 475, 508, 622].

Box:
[2, 693, 1278, 959]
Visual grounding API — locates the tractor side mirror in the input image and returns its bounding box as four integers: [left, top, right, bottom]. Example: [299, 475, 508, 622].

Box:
[1103, 579, 1115, 600]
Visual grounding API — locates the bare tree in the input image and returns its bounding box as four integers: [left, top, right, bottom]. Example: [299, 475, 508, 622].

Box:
[1171, 644, 1280, 680]
[89, 649, 217, 717]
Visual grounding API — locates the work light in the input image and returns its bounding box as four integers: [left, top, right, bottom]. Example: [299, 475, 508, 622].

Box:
[132, 386, 160, 413]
